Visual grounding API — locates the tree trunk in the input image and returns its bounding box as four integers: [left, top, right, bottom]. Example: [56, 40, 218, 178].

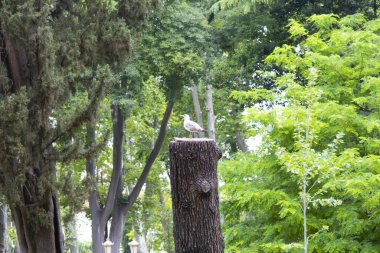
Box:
[11, 192, 64, 253]
[89, 213, 105, 253]
[191, 84, 205, 138]
[169, 139, 224, 253]
[109, 177, 125, 253]
[205, 85, 216, 140]
[0, 204, 6, 253]
[109, 100, 174, 253]
[0, 28, 66, 253]
[86, 115, 106, 253]
[107, 103, 125, 253]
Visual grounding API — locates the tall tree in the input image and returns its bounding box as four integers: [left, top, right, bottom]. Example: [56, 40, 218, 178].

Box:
[208, 0, 377, 155]
[221, 13, 380, 252]
[123, 77, 174, 252]
[83, 1, 209, 252]
[0, 1, 157, 252]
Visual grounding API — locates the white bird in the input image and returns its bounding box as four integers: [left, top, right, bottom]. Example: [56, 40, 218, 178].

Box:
[183, 114, 206, 138]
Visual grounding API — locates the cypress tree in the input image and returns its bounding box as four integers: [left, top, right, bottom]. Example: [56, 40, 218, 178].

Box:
[0, 1, 157, 252]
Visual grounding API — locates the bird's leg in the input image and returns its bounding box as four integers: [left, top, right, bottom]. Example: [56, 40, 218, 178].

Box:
[189, 132, 192, 138]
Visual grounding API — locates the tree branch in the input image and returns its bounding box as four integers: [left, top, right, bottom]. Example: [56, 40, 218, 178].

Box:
[101, 105, 124, 223]
[122, 99, 174, 213]
[86, 116, 100, 214]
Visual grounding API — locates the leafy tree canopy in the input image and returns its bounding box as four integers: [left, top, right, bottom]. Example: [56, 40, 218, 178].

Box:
[221, 13, 380, 252]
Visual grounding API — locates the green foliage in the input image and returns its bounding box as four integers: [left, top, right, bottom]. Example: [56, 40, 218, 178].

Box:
[121, 76, 174, 252]
[211, 0, 276, 13]
[0, 2, 160, 250]
[140, 1, 210, 97]
[78, 241, 93, 253]
[221, 13, 380, 252]
[0, 0, 157, 207]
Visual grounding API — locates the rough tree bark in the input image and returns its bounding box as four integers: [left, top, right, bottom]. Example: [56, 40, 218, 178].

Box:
[11, 192, 64, 253]
[191, 84, 205, 138]
[169, 139, 224, 253]
[0, 204, 6, 253]
[205, 85, 216, 140]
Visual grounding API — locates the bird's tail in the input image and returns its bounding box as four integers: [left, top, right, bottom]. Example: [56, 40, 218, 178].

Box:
[201, 128, 207, 132]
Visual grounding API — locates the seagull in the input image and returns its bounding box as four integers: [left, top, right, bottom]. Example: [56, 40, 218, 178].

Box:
[183, 114, 206, 138]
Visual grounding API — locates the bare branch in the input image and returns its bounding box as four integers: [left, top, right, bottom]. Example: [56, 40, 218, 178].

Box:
[122, 100, 174, 214]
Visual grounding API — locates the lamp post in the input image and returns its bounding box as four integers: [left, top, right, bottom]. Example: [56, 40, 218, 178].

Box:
[102, 238, 114, 253]
[128, 239, 139, 253]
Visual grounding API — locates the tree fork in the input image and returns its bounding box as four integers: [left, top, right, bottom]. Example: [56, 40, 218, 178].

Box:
[169, 139, 224, 253]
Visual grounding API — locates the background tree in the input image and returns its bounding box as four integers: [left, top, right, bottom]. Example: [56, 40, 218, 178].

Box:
[78, 1, 210, 252]
[220, 13, 380, 252]
[208, 0, 378, 155]
[0, 0, 157, 252]
[121, 77, 174, 252]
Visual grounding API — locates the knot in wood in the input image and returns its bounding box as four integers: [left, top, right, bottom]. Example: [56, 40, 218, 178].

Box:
[195, 178, 211, 195]
[186, 150, 198, 160]
[180, 201, 192, 209]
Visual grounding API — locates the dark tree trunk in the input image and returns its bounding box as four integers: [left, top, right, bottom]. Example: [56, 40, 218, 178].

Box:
[107, 104, 126, 253]
[109, 177, 125, 253]
[86, 115, 106, 253]
[0, 204, 6, 253]
[89, 213, 105, 253]
[169, 139, 224, 253]
[11, 193, 64, 253]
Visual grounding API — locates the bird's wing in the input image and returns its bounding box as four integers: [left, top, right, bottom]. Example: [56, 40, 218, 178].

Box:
[185, 121, 203, 131]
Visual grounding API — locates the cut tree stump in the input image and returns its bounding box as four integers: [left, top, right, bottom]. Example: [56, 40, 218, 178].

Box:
[169, 138, 224, 253]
